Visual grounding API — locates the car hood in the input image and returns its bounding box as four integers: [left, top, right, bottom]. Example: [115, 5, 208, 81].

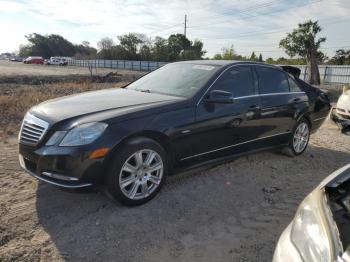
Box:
[31, 88, 182, 124]
[319, 163, 350, 189]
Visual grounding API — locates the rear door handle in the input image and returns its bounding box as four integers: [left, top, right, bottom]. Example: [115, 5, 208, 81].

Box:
[293, 98, 302, 104]
[248, 105, 261, 111]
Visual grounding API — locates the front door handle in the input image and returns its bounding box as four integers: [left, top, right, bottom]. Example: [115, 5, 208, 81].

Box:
[246, 105, 261, 119]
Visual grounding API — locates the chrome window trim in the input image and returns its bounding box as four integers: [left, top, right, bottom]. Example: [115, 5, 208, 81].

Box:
[259, 91, 306, 96]
[233, 91, 306, 100]
[180, 131, 292, 161]
[196, 64, 242, 106]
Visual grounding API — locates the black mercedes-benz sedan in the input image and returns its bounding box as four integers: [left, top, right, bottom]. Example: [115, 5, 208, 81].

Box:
[18, 61, 330, 205]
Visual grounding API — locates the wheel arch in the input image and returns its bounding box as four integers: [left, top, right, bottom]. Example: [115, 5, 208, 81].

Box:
[296, 111, 312, 128]
[103, 130, 174, 175]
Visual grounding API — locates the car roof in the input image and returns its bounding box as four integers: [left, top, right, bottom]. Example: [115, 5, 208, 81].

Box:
[175, 60, 281, 69]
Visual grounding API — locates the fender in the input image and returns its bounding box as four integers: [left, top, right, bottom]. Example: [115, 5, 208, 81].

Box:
[102, 129, 174, 175]
[295, 109, 312, 128]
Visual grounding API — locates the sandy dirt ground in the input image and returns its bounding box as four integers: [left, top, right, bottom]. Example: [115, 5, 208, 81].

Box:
[1, 119, 349, 262]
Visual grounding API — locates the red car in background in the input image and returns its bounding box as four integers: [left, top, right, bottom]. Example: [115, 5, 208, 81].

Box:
[23, 56, 44, 64]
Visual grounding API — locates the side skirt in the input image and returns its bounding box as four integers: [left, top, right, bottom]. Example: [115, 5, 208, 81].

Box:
[172, 144, 287, 175]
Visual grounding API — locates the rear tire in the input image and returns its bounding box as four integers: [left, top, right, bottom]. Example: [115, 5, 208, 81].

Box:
[105, 137, 168, 206]
[283, 118, 310, 156]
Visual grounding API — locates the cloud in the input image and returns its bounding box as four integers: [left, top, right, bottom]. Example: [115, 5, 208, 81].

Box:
[1, 0, 349, 58]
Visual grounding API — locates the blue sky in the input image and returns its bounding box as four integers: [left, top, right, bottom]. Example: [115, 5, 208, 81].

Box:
[1, 0, 350, 59]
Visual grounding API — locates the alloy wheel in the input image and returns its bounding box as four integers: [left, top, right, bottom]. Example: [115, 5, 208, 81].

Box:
[119, 149, 164, 200]
[293, 122, 309, 153]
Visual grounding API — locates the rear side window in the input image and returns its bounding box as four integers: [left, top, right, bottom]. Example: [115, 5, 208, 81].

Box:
[288, 76, 302, 92]
[256, 67, 289, 94]
[212, 66, 254, 97]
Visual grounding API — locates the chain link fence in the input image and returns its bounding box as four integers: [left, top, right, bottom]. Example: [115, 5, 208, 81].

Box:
[68, 59, 168, 72]
[68, 59, 350, 84]
[293, 65, 350, 84]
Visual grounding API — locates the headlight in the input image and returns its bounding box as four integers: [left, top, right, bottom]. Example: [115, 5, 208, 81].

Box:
[46, 131, 67, 146]
[59, 122, 108, 146]
[291, 193, 331, 262]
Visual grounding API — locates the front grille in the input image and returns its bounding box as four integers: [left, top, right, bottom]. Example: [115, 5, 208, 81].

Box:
[19, 113, 49, 146]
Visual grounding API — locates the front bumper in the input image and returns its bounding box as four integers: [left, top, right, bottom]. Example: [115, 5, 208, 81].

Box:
[336, 108, 350, 119]
[19, 143, 106, 188]
[273, 223, 302, 262]
[331, 108, 350, 134]
[19, 154, 93, 188]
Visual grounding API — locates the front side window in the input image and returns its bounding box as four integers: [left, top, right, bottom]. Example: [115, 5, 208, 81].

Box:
[127, 63, 220, 97]
[256, 67, 289, 94]
[211, 66, 255, 97]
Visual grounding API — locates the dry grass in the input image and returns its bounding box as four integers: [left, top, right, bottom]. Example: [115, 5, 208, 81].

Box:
[0, 81, 129, 139]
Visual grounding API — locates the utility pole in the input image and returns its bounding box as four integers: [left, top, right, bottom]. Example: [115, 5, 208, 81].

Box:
[184, 14, 187, 37]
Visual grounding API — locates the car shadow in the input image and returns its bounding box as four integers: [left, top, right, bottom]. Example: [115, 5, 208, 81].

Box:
[35, 145, 350, 261]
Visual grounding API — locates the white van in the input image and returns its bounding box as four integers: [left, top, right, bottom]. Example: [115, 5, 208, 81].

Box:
[46, 57, 70, 66]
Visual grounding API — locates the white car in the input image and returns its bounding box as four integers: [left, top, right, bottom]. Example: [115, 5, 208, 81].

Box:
[337, 89, 350, 119]
[331, 87, 350, 135]
[46, 57, 69, 66]
[273, 164, 350, 262]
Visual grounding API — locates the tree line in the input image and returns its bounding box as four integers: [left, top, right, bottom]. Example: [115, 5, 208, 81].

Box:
[97, 33, 205, 62]
[212, 46, 264, 62]
[19, 33, 97, 58]
[212, 46, 308, 65]
[213, 20, 348, 84]
[18, 29, 349, 67]
[212, 47, 325, 66]
[18, 33, 206, 62]
[17, 20, 349, 85]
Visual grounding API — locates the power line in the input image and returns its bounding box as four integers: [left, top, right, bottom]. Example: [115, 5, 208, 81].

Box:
[234, 45, 350, 54]
[147, 14, 189, 38]
[190, 0, 323, 29]
[184, 0, 277, 17]
[189, 0, 282, 23]
[216, 38, 350, 50]
[145, 0, 284, 38]
[195, 16, 350, 40]
[148, 23, 183, 36]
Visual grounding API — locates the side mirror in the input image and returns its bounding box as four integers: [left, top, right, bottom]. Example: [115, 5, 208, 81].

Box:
[205, 90, 234, 104]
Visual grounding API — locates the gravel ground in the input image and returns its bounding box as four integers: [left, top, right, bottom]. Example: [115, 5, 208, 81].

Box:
[1, 119, 349, 262]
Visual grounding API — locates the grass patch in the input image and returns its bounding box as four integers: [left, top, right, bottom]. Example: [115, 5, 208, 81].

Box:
[0, 81, 129, 139]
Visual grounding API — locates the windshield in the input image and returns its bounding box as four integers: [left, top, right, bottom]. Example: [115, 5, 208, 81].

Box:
[127, 63, 219, 97]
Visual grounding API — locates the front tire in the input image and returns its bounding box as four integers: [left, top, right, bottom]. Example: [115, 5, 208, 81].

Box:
[105, 137, 168, 206]
[289, 119, 310, 156]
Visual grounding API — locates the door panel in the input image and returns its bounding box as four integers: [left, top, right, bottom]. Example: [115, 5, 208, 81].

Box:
[260, 94, 296, 135]
[255, 66, 308, 142]
[179, 65, 263, 165]
[195, 96, 262, 152]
